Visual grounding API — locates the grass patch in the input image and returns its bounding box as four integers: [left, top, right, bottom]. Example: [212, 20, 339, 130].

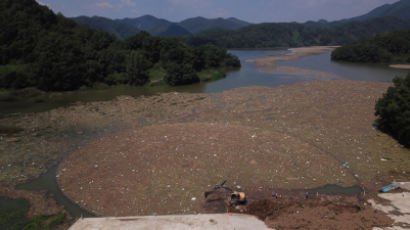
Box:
[0, 64, 29, 75]
[149, 67, 166, 83]
[197, 69, 226, 82]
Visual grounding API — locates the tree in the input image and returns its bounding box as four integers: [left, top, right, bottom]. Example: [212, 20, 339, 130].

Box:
[375, 74, 410, 147]
[126, 51, 151, 86]
[164, 62, 199, 86]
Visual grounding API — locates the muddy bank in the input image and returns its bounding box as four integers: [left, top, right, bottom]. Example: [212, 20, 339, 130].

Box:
[204, 187, 393, 230]
[246, 196, 392, 230]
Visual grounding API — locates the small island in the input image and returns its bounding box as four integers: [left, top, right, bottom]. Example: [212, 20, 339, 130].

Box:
[331, 30, 410, 69]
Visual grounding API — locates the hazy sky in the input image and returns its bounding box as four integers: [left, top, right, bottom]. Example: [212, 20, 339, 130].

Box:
[36, 0, 399, 23]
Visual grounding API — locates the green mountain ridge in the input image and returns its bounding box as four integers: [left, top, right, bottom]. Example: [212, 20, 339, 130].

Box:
[348, 0, 410, 22]
[72, 16, 140, 40]
[188, 16, 410, 48]
[72, 15, 251, 39]
[118, 15, 191, 37]
[179, 16, 250, 34]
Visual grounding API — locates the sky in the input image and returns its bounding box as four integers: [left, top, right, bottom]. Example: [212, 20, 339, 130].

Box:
[36, 0, 400, 23]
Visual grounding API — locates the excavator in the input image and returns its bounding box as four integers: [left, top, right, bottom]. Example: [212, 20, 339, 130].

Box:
[204, 180, 247, 206]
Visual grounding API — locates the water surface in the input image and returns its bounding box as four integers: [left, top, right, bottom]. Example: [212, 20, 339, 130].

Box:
[1, 49, 408, 115]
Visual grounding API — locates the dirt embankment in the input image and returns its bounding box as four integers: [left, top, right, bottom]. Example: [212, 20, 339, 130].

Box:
[246, 197, 392, 230]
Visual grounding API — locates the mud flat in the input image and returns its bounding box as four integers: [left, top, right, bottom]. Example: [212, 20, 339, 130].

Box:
[2, 79, 410, 228]
[249, 46, 340, 79]
[48, 80, 410, 216]
[57, 123, 339, 216]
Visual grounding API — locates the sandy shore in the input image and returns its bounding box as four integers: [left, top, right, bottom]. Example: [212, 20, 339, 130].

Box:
[389, 64, 410, 70]
[249, 46, 340, 79]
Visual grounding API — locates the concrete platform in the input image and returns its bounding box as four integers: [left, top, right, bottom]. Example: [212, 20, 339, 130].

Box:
[68, 213, 273, 230]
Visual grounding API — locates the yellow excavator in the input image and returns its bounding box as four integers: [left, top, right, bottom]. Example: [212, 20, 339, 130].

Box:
[204, 180, 247, 206]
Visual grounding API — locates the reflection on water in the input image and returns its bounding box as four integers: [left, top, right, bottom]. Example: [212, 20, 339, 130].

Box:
[307, 184, 363, 195]
[16, 165, 93, 218]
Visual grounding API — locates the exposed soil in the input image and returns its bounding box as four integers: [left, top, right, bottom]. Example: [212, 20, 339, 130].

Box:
[203, 188, 393, 230]
[247, 197, 392, 230]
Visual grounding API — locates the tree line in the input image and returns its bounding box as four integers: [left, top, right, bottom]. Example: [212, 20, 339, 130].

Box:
[331, 30, 410, 63]
[0, 0, 240, 91]
[375, 74, 410, 148]
[186, 17, 410, 49]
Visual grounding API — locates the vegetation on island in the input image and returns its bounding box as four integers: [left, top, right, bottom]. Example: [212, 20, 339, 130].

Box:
[375, 74, 410, 148]
[331, 30, 410, 63]
[0, 0, 240, 92]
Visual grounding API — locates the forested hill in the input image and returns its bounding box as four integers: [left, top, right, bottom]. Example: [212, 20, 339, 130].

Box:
[347, 0, 410, 22]
[187, 17, 410, 48]
[72, 15, 250, 39]
[0, 0, 240, 91]
[331, 30, 410, 64]
[179, 17, 250, 34]
[118, 15, 192, 37]
[72, 16, 140, 40]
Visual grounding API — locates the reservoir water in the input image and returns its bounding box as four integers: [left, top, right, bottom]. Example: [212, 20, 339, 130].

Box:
[1, 49, 408, 115]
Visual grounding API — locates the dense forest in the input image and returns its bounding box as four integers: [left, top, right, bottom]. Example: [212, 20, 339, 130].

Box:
[375, 74, 410, 147]
[0, 0, 240, 91]
[186, 17, 410, 48]
[331, 30, 410, 63]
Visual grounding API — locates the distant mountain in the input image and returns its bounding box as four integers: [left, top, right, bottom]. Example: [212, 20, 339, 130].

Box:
[348, 0, 410, 21]
[118, 15, 191, 37]
[72, 16, 140, 40]
[188, 17, 410, 48]
[179, 17, 250, 34]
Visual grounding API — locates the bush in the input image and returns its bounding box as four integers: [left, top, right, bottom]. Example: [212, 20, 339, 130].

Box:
[125, 51, 151, 86]
[375, 74, 410, 147]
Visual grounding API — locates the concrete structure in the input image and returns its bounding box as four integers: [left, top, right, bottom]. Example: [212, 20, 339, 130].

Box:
[69, 213, 273, 230]
[370, 182, 410, 230]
